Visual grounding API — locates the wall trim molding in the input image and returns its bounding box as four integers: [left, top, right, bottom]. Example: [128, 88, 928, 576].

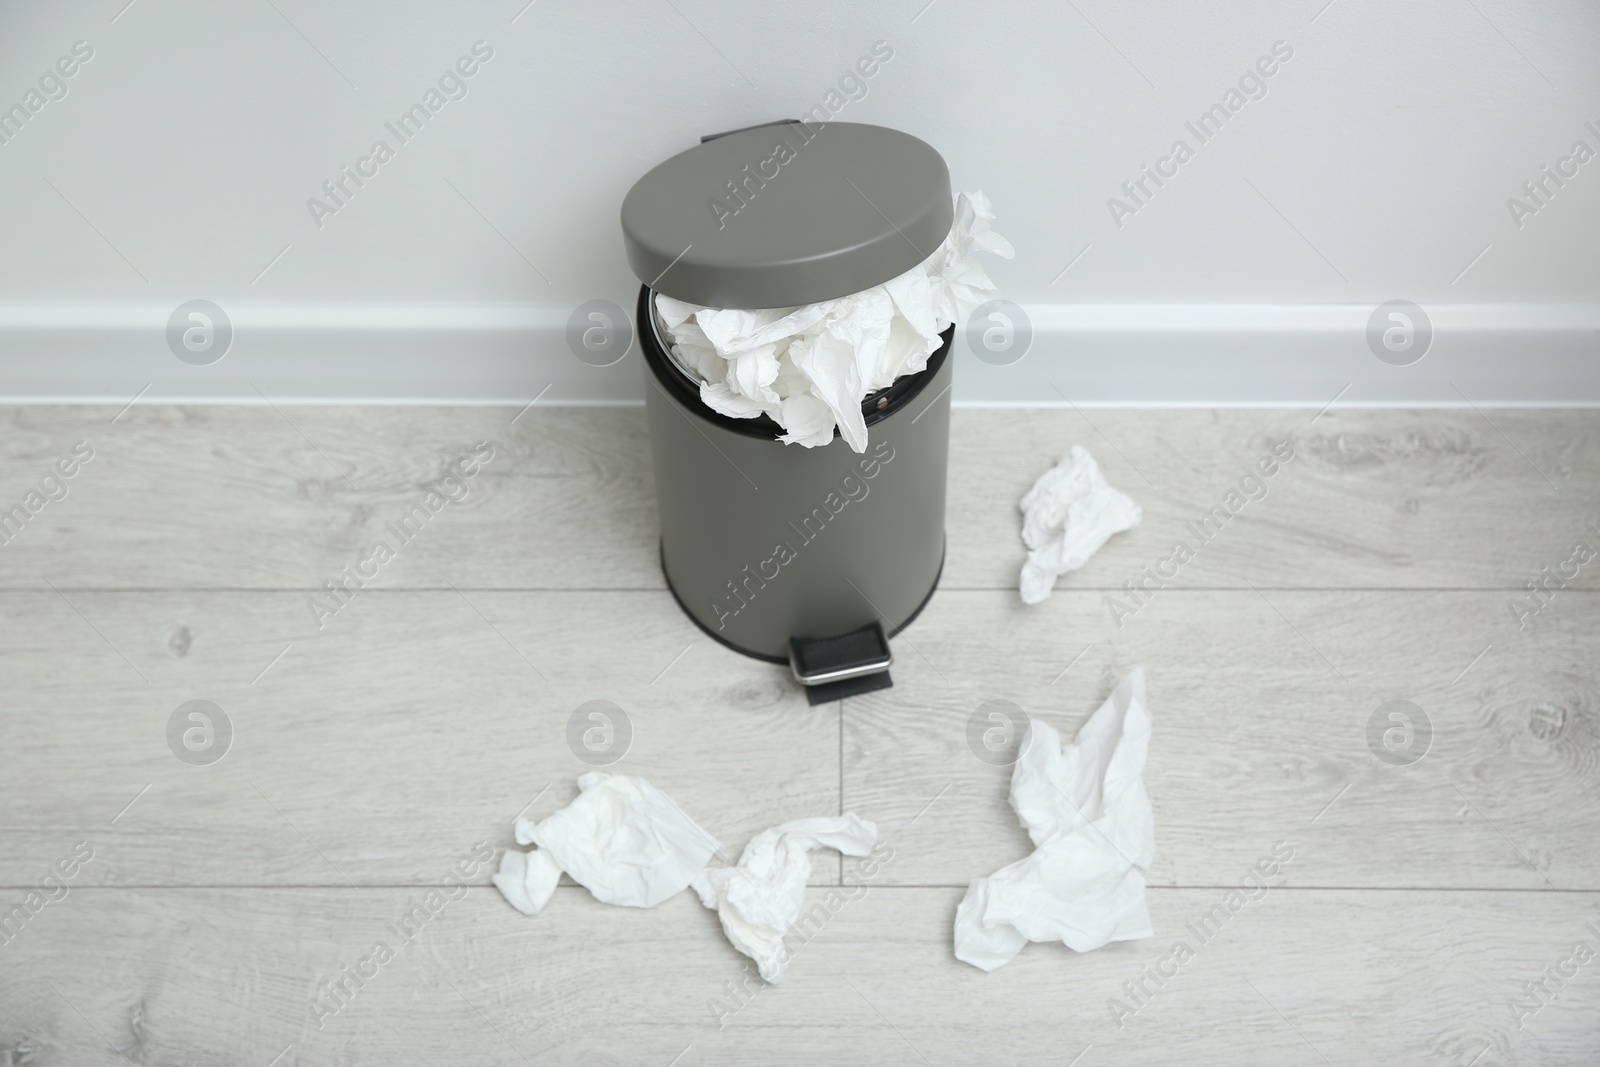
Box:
[1, 303, 1595, 406]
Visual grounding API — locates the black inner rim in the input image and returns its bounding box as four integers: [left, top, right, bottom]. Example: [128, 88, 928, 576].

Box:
[636, 284, 953, 442]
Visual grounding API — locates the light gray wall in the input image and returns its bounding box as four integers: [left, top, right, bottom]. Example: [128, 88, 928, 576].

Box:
[1, 0, 1596, 402]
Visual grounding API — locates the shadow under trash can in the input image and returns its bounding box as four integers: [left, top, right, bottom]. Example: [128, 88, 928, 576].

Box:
[620, 120, 956, 704]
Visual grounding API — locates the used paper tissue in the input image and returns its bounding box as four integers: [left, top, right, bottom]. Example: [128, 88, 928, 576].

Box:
[692, 814, 878, 983]
[1019, 445, 1141, 605]
[656, 190, 1013, 452]
[493, 846, 562, 917]
[494, 772, 723, 912]
[495, 773, 877, 983]
[954, 669, 1155, 972]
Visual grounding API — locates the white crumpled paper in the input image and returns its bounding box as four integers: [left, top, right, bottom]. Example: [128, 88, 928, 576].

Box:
[1019, 445, 1141, 605]
[496, 772, 723, 911]
[954, 669, 1155, 972]
[657, 191, 1014, 452]
[692, 814, 877, 983]
[494, 774, 877, 984]
[493, 846, 563, 916]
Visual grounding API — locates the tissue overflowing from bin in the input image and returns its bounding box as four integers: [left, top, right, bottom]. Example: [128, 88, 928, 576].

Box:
[954, 668, 1155, 972]
[656, 191, 1013, 452]
[1020, 446, 1141, 604]
[495, 771, 879, 983]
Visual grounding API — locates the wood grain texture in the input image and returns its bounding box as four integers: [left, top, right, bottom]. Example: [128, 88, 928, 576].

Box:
[1, 406, 1594, 591]
[0, 590, 836, 886]
[4, 585, 1593, 891]
[0, 403, 1596, 1066]
[0, 404, 662, 590]
[2, 886, 1596, 1066]
[945, 407, 1600, 592]
[844, 589, 1600, 890]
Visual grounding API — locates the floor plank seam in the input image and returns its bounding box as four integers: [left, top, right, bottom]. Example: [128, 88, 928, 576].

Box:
[21, 884, 1599, 893]
[6, 586, 1599, 593]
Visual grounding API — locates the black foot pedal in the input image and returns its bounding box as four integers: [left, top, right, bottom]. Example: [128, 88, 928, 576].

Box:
[802, 669, 894, 704]
[789, 622, 894, 706]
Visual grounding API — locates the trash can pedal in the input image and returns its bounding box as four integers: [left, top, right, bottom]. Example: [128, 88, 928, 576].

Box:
[789, 622, 894, 705]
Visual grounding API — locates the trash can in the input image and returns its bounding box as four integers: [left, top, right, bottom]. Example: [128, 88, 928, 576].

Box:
[620, 120, 956, 702]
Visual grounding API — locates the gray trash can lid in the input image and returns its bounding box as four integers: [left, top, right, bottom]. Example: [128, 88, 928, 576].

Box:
[620, 121, 953, 310]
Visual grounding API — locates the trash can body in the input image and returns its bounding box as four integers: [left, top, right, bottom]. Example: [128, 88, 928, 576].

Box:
[620, 121, 959, 672]
[640, 287, 951, 662]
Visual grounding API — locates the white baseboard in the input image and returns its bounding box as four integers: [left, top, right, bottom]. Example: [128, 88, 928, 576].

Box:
[0, 303, 1595, 406]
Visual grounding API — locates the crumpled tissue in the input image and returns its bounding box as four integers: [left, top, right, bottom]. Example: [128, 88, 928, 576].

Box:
[1019, 445, 1141, 605]
[657, 191, 1013, 452]
[692, 814, 878, 983]
[493, 846, 562, 916]
[954, 668, 1155, 972]
[494, 774, 877, 984]
[494, 771, 723, 911]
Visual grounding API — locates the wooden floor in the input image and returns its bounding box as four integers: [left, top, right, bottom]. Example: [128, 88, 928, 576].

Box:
[1, 405, 1596, 1066]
